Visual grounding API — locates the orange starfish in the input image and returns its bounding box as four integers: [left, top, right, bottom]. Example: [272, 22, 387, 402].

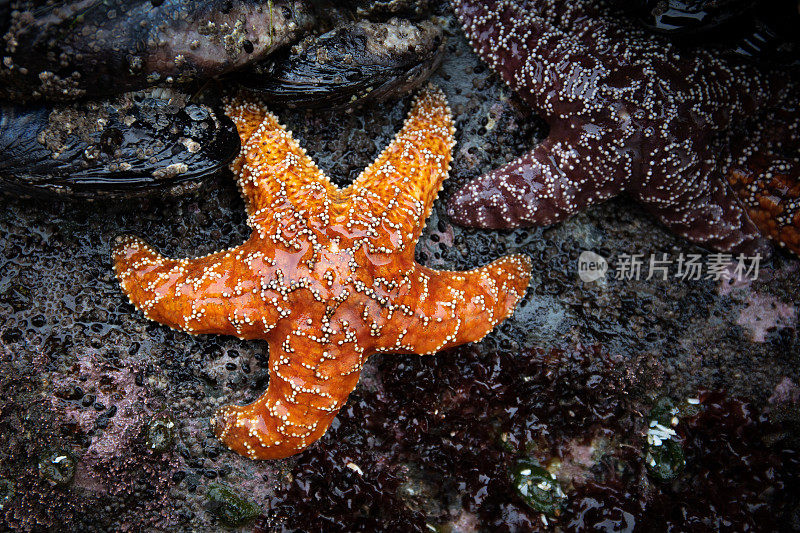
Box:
[112, 86, 532, 460]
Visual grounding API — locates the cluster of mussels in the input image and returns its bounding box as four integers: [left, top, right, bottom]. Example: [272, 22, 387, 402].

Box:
[0, 0, 444, 198]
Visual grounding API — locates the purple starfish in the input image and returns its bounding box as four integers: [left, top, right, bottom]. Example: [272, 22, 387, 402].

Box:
[448, 0, 799, 254]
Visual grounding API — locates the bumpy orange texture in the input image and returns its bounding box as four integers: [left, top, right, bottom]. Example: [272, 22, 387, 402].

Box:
[113, 86, 532, 459]
[728, 162, 800, 257]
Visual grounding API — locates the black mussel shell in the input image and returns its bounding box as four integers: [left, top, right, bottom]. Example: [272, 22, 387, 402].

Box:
[0, 89, 240, 199]
[633, 0, 754, 34]
[729, 3, 800, 66]
[628, 0, 800, 66]
[0, 0, 315, 103]
[237, 18, 444, 110]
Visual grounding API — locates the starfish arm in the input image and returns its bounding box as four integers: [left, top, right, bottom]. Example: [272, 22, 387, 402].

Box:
[633, 154, 770, 254]
[448, 130, 627, 228]
[449, 0, 632, 229]
[726, 107, 800, 256]
[112, 236, 287, 337]
[223, 96, 269, 179]
[213, 338, 363, 460]
[452, 0, 618, 119]
[454, 0, 789, 122]
[383, 256, 532, 355]
[342, 85, 456, 253]
[224, 97, 336, 235]
[728, 157, 800, 256]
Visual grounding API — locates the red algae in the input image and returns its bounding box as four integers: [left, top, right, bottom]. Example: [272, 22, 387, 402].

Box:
[265, 345, 800, 531]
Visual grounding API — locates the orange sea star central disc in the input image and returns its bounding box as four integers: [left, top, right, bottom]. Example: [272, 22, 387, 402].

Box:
[112, 86, 532, 460]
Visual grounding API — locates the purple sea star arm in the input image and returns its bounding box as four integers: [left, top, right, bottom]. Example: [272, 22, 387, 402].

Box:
[453, 0, 788, 131]
[452, 0, 614, 121]
[449, 0, 634, 228]
[448, 129, 628, 228]
[634, 155, 770, 254]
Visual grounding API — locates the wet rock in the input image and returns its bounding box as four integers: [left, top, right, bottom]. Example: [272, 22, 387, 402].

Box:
[0, 7, 796, 530]
[627, 0, 800, 66]
[347, 0, 433, 20]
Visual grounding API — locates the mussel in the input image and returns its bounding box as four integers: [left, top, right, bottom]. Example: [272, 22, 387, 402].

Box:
[237, 18, 444, 110]
[1, 0, 315, 103]
[634, 0, 754, 34]
[629, 0, 800, 66]
[0, 89, 239, 198]
[0, 0, 446, 200]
